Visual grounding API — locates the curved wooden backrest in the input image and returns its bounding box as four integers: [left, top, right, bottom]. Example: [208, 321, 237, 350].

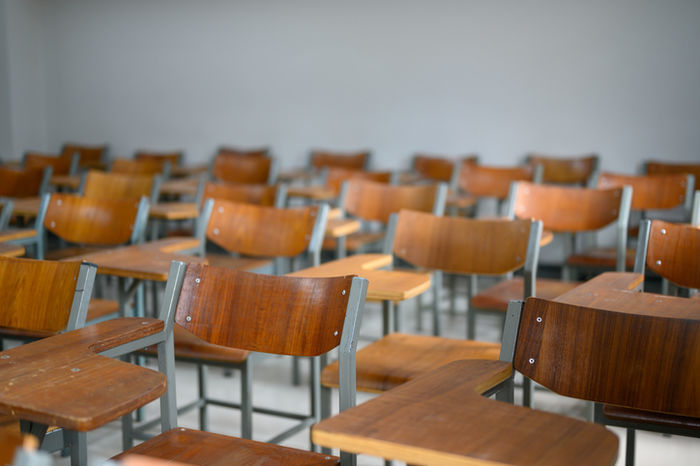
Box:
[203, 181, 278, 207]
[217, 146, 269, 158]
[44, 194, 142, 245]
[512, 181, 624, 232]
[24, 152, 72, 175]
[211, 153, 272, 184]
[514, 297, 700, 418]
[459, 163, 534, 199]
[134, 150, 183, 166]
[527, 153, 598, 184]
[0, 167, 46, 197]
[175, 263, 355, 356]
[598, 172, 690, 210]
[207, 200, 318, 257]
[645, 220, 700, 289]
[0, 257, 82, 333]
[83, 170, 155, 201]
[325, 167, 391, 195]
[646, 161, 700, 181]
[344, 179, 441, 223]
[412, 154, 455, 182]
[61, 144, 107, 168]
[393, 210, 535, 275]
[111, 157, 167, 176]
[310, 150, 369, 170]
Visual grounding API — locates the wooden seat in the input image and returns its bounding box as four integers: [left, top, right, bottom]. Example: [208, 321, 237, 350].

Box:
[324, 179, 447, 256]
[61, 143, 108, 170]
[82, 170, 161, 203]
[310, 149, 370, 171]
[568, 172, 694, 271]
[0, 166, 52, 198]
[118, 263, 368, 465]
[111, 157, 170, 178]
[211, 151, 274, 184]
[527, 152, 599, 185]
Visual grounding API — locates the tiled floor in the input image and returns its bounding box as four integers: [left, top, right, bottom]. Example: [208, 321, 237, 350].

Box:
[49, 286, 698, 465]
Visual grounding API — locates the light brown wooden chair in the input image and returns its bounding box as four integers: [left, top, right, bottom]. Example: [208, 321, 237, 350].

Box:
[60, 143, 108, 170]
[323, 167, 392, 197]
[310, 149, 370, 171]
[81, 170, 161, 204]
[527, 152, 599, 185]
[567, 172, 694, 272]
[210, 151, 275, 184]
[23, 151, 78, 176]
[0, 166, 52, 198]
[196, 180, 286, 208]
[217, 146, 270, 158]
[325, 179, 447, 255]
[646, 160, 700, 189]
[111, 157, 171, 178]
[134, 150, 183, 167]
[321, 211, 542, 425]
[118, 263, 368, 465]
[412, 153, 461, 185]
[593, 218, 700, 465]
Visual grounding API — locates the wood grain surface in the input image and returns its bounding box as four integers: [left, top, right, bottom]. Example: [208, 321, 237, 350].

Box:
[459, 163, 535, 199]
[111, 157, 168, 176]
[212, 153, 271, 184]
[311, 150, 369, 170]
[527, 153, 598, 184]
[0, 166, 46, 197]
[203, 181, 278, 206]
[645, 220, 700, 289]
[597, 172, 690, 210]
[83, 170, 155, 201]
[344, 179, 440, 223]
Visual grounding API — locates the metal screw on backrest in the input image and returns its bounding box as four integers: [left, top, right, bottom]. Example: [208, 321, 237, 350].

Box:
[334, 331, 338, 336]
[1, 355, 9, 359]
[186, 316, 192, 322]
[536, 317, 542, 323]
[341, 290, 346, 295]
[195, 278, 200, 284]
[661, 229, 667, 235]
[218, 207, 224, 213]
[656, 260, 662, 266]
[213, 228, 219, 235]
[528, 358, 535, 364]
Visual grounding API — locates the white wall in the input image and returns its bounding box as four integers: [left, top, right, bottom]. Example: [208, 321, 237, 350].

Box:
[8, 0, 700, 169]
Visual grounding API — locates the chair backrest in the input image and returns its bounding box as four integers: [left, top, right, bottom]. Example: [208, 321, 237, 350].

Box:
[507, 296, 700, 418]
[342, 179, 447, 224]
[0, 257, 95, 336]
[633, 219, 700, 292]
[389, 210, 542, 278]
[646, 160, 700, 186]
[60, 143, 108, 169]
[82, 170, 160, 204]
[324, 167, 392, 196]
[598, 172, 694, 212]
[40, 193, 149, 247]
[198, 181, 284, 208]
[527, 153, 599, 185]
[458, 162, 540, 200]
[111, 157, 170, 178]
[217, 146, 270, 158]
[134, 150, 183, 167]
[310, 150, 370, 171]
[412, 154, 457, 183]
[0, 166, 51, 198]
[211, 153, 274, 184]
[203, 199, 328, 262]
[24, 152, 78, 176]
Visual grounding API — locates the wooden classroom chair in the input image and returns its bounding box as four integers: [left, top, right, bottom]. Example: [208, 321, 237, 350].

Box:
[132, 200, 330, 444]
[0, 166, 52, 198]
[210, 151, 276, 184]
[594, 218, 700, 465]
[60, 143, 109, 170]
[646, 160, 700, 188]
[110, 157, 171, 179]
[23, 151, 79, 176]
[567, 172, 694, 272]
[321, 211, 542, 425]
[411, 153, 474, 187]
[323, 167, 393, 198]
[0, 256, 96, 457]
[217, 146, 270, 158]
[526, 152, 599, 185]
[195, 180, 286, 208]
[310, 149, 370, 171]
[467, 182, 632, 405]
[134, 150, 184, 167]
[80, 170, 162, 204]
[325, 179, 447, 255]
[117, 263, 369, 465]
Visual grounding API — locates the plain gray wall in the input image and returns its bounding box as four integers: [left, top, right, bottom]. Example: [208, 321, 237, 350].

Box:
[2, 0, 699, 170]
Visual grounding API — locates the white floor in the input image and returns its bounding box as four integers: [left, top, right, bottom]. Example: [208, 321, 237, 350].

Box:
[50, 290, 699, 466]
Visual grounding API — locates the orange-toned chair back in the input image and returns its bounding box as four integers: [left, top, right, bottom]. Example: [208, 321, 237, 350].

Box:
[459, 163, 535, 200]
[528, 153, 598, 184]
[310, 150, 369, 170]
[644, 220, 700, 290]
[211, 153, 272, 184]
[0, 167, 46, 198]
[202, 181, 278, 207]
[217, 147, 269, 158]
[646, 161, 700, 183]
[60, 144, 107, 168]
[111, 157, 167, 176]
[325, 167, 391, 195]
[598, 172, 691, 211]
[135, 150, 182, 166]
[24, 152, 72, 175]
[344, 179, 442, 224]
[83, 170, 155, 201]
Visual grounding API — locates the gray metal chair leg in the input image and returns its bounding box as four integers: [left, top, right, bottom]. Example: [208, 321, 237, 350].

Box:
[121, 413, 133, 451]
[625, 428, 636, 466]
[382, 301, 393, 336]
[432, 271, 442, 336]
[415, 293, 423, 331]
[310, 356, 321, 452]
[69, 431, 87, 466]
[321, 385, 332, 456]
[449, 273, 456, 317]
[198, 364, 208, 431]
[292, 356, 301, 386]
[241, 361, 253, 439]
[495, 378, 514, 404]
[523, 377, 534, 408]
[392, 302, 400, 333]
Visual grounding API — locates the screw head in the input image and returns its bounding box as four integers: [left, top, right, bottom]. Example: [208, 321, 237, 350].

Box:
[71, 368, 81, 372]
[341, 290, 346, 295]
[186, 316, 192, 322]
[528, 358, 535, 364]
[195, 278, 201, 284]
[0, 355, 9, 359]
[661, 228, 667, 235]
[656, 260, 662, 266]
[536, 317, 542, 323]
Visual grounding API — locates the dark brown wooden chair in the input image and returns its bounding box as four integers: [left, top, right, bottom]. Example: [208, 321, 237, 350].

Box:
[412, 153, 462, 184]
[23, 151, 78, 176]
[567, 172, 694, 272]
[111, 157, 171, 178]
[82, 170, 161, 204]
[0, 166, 52, 198]
[117, 263, 368, 465]
[527, 152, 599, 185]
[210, 151, 275, 184]
[60, 143, 108, 170]
[321, 211, 542, 426]
[325, 179, 447, 255]
[310, 149, 370, 171]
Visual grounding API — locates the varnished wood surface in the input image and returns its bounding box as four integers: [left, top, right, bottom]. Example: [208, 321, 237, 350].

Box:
[134, 150, 182, 165]
[527, 153, 598, 184]
[516, 295, 700, 418]
[45, 194, 142, 246]
[344, 179, 440, 223]
[115, 427, 339, 465]
[83, 171, 154, 201]
[459, 163, 535, 199]
[311, 150, 369, 170]
[325, 167, 392, 196]
[203, 181, 279, 207]
[0, 166, 46, 197]
[645, 220, 700, 289]
[646, 160, 700, 182]
[176, 263, 355, 357]
[445, 191, 477, 209]
[325, 218, 361, 238]
[0, 243, 24, 257]
[597, 172, 690, 210]
[149, 202, 199, 220]
[61, 144, 107, 168]
[602, 405, 700, 431]
[61, 237, 204, 281]
[7, 197, 40, 217]
[0, 228, 36, 242]
[111, 158, 168, 176]
[471, 277, 580, 312]
[217, 146, 270, 158]
[207, 200, 318, 258]
[512, 182, 623, 232]
[322, 333, 500, 392]
[288, 254, 430, 302]
[24, 152, 72, 175]
[212, 153, 272, 184]
[287, 185, 337, 201]
[203, 253, 271, 272]
[142, 324, 250, 365]
[160, 178, 200, 197]
[50, 174, 81, 190]
[170, 164, 208, 178]
[412, 154, 455, 182]
[0, 257, 82, 333]
[0, 318, 166, 431]
[313, 359, 617, 465]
